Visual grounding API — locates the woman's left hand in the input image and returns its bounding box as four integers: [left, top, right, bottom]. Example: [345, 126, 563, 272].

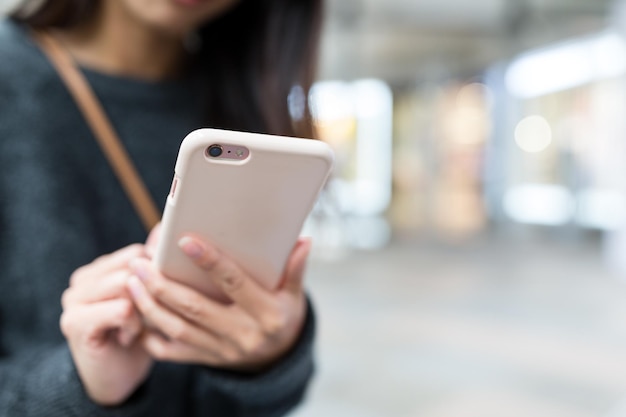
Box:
[126, 236, 310, 372]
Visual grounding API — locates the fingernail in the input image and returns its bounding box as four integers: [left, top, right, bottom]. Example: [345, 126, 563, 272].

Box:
[178, 237, 203, 259]
[301, 237, 313, 249]
[130, 259, 149, 282]
[127, 276, 144, 299]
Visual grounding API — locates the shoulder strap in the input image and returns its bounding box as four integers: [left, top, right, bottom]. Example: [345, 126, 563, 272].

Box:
[30, 30, 160, 233]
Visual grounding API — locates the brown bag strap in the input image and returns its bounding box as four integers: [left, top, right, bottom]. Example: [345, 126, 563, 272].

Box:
[31, 30, 160, 232]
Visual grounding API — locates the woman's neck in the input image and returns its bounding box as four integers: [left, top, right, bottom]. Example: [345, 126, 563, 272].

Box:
[56, 3, 188, 81]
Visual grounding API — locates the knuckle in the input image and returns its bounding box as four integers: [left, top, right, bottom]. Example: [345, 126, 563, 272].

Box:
[59, 312, 74, 336]
[180, 297, 202, 321]
[260, 311, 288, 337]
[148, 340, 169, 361]
[111, 271, 129, 288]
[199, 249, 220, 271]
[220, 347, 240, 363]
[60, 289, 72, 309]
[150, 279, 166, 298]
[238, 330, 264, 355]
[69, 268, 85, 287]
[219, 269, 244, 293]
[167, 322, 188, 342]
[125, 244, 145, 259]
[93, 252, 111, 264]
[127, 243, 144, 253]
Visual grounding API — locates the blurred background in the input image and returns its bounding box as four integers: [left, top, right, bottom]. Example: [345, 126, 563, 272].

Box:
[294, 0, 626, 416]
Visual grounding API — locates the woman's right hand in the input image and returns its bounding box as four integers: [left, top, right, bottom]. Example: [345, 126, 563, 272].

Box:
[60, 244, 153, 406]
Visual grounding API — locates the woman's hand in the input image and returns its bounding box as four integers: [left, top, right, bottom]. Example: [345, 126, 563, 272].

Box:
[126, 236, 311, 371]
[60, 244, 153, 406]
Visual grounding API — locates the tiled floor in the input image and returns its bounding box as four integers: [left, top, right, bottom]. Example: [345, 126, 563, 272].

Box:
[292, 231, 626, 417]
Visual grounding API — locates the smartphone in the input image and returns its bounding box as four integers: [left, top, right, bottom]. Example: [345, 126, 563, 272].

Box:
[153, 128, 334, 301]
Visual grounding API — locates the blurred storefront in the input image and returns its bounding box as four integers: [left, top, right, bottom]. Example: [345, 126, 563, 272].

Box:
[308, 25, 626, 267]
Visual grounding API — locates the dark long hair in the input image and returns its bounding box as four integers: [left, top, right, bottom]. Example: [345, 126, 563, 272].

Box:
[15, 0, 322, 138]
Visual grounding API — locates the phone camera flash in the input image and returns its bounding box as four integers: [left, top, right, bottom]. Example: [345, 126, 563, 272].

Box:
[236, 149, 244, 157]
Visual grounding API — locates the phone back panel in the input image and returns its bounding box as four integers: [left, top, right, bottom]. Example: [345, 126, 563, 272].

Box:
[154, 129, 334, 300]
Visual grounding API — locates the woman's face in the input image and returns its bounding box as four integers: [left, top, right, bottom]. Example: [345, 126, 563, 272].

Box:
[112, 0, 241, 37]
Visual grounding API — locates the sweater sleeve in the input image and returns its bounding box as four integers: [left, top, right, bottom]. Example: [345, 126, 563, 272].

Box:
[0, 298, 315, 417]
[0, 345, 157, 417]
[0, 305, 314, 417]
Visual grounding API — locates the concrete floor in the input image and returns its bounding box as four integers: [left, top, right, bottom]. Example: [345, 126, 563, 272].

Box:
[291, 231, 626, 417]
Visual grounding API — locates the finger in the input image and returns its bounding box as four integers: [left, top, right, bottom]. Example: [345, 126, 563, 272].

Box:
[141, 331, 227, 365]
[177, 236, 275, 317]
[129, 258, 241, 337]
[89, 244, 146, 272]
[60, 299, 140, 347]
[70, 244, 146, 287]
[127, 276, 222, 350]
[279, 237, 312, 295]
[144, 223, 161, 259]
[62, 269, 131, 308]
[177, 237, 294, 340]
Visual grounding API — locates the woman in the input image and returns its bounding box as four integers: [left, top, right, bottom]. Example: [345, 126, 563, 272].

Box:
[0, 0, 322, 415]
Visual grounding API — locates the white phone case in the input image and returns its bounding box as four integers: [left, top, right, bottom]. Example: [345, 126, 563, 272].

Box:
[153, 128, 334, 301]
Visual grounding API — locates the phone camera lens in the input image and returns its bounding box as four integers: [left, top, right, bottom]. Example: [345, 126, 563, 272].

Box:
[207, 145, 223, 157]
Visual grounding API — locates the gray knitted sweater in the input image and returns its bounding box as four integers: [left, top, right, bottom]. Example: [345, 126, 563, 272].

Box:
[0, 20, 314, 417]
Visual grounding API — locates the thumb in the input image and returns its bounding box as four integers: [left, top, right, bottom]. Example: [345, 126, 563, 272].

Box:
[145, 222, 161, 259]
[280, 237, 312, 294]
